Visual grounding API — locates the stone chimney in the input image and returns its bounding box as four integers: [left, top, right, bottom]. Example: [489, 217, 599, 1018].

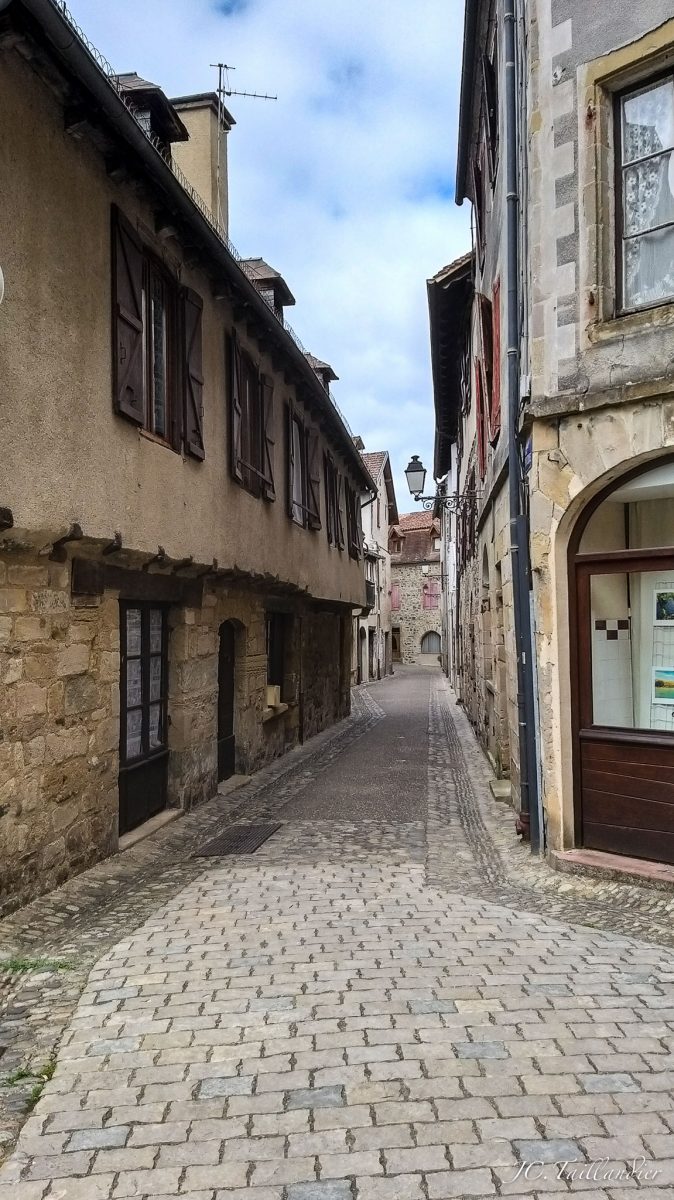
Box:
[170, 93, 236, 237]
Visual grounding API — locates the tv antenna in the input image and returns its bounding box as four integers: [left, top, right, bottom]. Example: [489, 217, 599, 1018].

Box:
[210, 63, 277, 230]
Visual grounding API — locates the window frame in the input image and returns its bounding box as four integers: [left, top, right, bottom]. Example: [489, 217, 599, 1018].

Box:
[120, 602, 169, 767]
[266, 611, 288, 699]
[614, 67, 674, 316]
[288, 407, 309, 527]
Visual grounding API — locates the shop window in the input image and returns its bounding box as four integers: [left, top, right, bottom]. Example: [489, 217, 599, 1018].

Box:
[617, 72, 674, 311]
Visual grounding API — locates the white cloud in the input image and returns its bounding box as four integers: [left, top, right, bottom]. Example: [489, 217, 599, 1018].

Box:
[69, 0, 470, 507]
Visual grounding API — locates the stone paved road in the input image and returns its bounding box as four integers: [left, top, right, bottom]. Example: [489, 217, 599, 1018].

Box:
[2, 666, 674, 1199]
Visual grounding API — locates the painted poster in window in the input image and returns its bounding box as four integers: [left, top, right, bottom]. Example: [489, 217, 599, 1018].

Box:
[149, 655, 162, 702]
[149, 703, 162, 749]
[126, 658, 142, 708]
[126, 709, 142, 759]
[150, 609, 163, 653]
[654, 590, 674, 624]
[126, 608, 142, 656]
[652, 667, 674, 704]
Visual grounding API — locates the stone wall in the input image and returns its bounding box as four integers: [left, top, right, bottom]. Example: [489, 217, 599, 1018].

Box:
[391, 562, 442, 664]
[0, 552, 352, 914]
[455, 480, 516, 783]
[529, 400, 674, 851]
[0, 552, 118, 914]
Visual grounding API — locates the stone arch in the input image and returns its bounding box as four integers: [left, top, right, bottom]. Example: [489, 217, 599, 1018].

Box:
[533, 421, 674, 851]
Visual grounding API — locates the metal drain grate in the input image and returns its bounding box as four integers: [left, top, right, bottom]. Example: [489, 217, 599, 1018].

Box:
[194, 823, 282, 857]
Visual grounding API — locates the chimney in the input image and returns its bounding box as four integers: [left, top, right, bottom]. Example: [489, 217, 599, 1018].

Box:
[170, 93, 236, 237]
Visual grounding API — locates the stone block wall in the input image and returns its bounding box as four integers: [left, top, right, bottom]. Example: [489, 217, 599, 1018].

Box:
[391, 562, 442, 664]
[1, 555, 352, 913]
[0, 552, 118, 915]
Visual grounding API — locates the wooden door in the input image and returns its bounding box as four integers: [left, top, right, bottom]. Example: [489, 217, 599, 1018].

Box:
[218, 622, 236, 781]
[575, 555, 674, 864]
[119, 603, 169, 835]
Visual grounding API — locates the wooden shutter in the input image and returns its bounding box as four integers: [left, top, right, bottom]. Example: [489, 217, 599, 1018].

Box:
[111, 206, 144, 425]
[306, 429, 321, 530]
[336, 473, 345, 549]
[182, 287, 205, 460]
[479, 293, 493, 409]
[286, 402, 295, 518]
[324, 453, 334, 543]
[490, 279, 502, 442]
[391, 583, 400, 611]
[481, 53, 498, 179]
[260, 375, 275, 501]
[475, 360, 486, 480]
[228, 331, 243, 484]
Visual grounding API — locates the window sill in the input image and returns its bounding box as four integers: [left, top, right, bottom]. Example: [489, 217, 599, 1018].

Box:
[139, 428, 177, 452]
[262, 702, 289, 723]
[587, 299, 674, 345]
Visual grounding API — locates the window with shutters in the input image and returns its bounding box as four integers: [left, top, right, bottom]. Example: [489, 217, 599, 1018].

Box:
[391, 582, 401, 611]
[345, 481, 362, 560]
[324, 453, 344, 548]
[287, 406, 307, 526]
[227, 330, 275, 500]
[422, 578, 441, 609]
[482, 48, 499, 184]
[111, 206, 204, 459]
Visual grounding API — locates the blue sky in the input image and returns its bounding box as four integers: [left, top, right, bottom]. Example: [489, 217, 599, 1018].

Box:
[70, 0, 470, 510]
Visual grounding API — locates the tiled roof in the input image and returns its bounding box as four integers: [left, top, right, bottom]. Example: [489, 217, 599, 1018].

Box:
[360, 451, 387, 478]
[397, 511, 436, 531]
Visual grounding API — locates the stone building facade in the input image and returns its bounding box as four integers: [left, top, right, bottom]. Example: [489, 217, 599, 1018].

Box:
[352, 446, 398, 683]
[432, 0, 674, 869]
[0, 3, 370, 913]
[389, 514, 443, 665]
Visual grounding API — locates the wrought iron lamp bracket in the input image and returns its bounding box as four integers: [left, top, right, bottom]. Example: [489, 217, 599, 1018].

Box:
[414, 491, 481, 513]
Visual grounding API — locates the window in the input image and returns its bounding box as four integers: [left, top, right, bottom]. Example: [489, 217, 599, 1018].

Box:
[422, 578, 441, 609]
[324, 453, 345, 548]
[618, 73, 674, 311]
[471, 153, 485, 265]
[289, 411, 306, 524]
[266, 612, 287, 697]
[120, 604, 168, 764]
[421, 631, 441, 654]
[433, 538, 441, 551]
[391, 582, 401, 610]
[228, 331, 275, 499]
[482, 51, 499, 183]
[112, 207, 204, 458]
[345, 482, 362, 559]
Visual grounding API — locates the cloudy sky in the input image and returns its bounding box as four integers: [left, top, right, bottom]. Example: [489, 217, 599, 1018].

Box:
[71, 0, 470, 510]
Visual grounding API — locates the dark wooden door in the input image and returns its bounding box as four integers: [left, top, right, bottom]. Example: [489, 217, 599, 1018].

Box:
[576, 557, 674, 864]
[218, 622, 236, 781]
[119, 603, 169, 835]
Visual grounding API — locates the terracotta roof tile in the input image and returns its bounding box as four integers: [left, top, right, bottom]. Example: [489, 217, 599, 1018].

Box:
[397, 511, 436, 531]
[360, 451, 387, 478]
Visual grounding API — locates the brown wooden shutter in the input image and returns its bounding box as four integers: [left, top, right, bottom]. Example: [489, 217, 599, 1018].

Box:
[306, 429, 321, 530]
[324, 453, 333, 543]
[336, 473, 345, 549]
[490, 279, 502, 443]
[286, 402, 295, 518]
[229, 330, 243, 484]
[260, 375, 275, 501]
[111, 206, 144, 425]
[181, 287, 205, 460]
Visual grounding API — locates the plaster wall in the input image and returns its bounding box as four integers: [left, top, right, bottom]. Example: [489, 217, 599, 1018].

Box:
[0, 50, 365, 610]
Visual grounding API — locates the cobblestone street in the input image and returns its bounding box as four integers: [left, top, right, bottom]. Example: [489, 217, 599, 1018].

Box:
[2, 665, 674, 1199]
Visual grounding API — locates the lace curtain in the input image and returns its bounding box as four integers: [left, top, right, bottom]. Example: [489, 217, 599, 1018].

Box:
[622, 78, 674, 309]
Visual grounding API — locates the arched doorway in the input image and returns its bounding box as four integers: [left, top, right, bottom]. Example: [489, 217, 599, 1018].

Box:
[218, 621, 237, 781]
[569, 458, 674, 863]
[421, 630, 441, 656]
[358, 626, 367, 684]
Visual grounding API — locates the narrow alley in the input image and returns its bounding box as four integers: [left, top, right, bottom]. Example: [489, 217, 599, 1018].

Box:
[2, 667, 674, 1200]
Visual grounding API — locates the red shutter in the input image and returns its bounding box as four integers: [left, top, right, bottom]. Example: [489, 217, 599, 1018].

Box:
[490, 279, 502, 442]
[391, 583, 400, 611]
[306, 429, 322, 530]
[475, 360, 486, 480]
[228, 331, 243, 484]
[182, 288, 205, 460]
[111, 206, 144, 425]
[260, 375, 275, 500]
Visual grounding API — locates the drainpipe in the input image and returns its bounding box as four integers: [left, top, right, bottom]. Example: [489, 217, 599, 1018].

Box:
[504, 0, 541, 852]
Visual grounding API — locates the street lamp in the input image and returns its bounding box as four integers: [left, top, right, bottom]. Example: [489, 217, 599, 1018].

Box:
[404, 455, 427, 500]
[405, 453, 481, 513]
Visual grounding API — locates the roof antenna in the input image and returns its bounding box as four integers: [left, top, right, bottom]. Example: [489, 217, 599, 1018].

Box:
[210, 63, 277, 231]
